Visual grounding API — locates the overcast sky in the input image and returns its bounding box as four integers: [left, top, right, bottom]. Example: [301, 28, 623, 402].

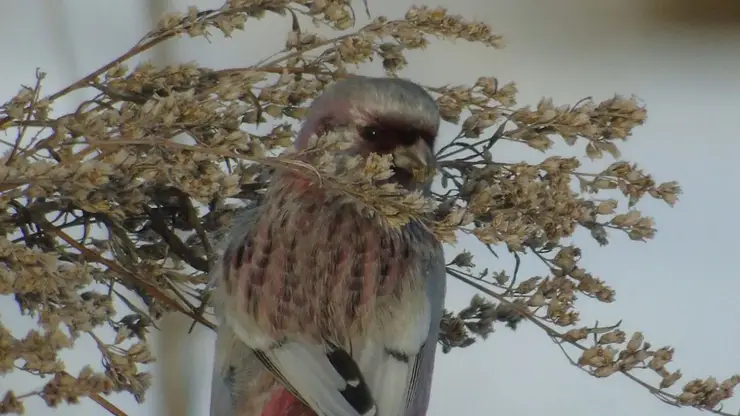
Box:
[1, 1, 739, 415]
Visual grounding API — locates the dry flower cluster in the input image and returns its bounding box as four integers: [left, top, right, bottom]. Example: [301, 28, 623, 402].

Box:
[0, 1, 737, 415]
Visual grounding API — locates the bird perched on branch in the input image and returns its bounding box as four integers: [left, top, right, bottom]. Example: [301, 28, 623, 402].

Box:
[209, 75, 446, 416]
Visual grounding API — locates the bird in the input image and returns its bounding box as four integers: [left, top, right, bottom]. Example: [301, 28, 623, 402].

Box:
[209, 75, 447, 416]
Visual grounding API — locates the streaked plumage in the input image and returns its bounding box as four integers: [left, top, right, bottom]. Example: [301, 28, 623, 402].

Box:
[209, 75, 446, 416]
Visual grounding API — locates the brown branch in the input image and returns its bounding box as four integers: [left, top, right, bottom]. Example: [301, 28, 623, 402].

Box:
[141, 204, 209, 272]
[11, 200, 215, 330]
[61, 370, 129, 416]
[86, 391, 128, 416]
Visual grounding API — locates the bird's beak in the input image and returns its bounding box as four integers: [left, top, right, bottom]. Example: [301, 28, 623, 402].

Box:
[391, 141, 435, 182]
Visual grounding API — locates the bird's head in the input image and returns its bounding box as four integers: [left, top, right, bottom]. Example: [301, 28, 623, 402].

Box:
[294, 76, 441, 192]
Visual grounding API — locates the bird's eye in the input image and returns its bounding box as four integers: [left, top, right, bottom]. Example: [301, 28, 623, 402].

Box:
[360, 126, 383, 142]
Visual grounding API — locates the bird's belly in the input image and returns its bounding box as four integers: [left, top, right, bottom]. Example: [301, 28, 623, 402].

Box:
[231, 199, 433, 345]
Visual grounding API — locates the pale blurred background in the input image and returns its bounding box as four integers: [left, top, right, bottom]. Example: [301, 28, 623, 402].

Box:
[1, 0, 740, 415]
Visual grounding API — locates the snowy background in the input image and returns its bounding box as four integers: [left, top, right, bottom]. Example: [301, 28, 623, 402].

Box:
[2, 0, 740, 415]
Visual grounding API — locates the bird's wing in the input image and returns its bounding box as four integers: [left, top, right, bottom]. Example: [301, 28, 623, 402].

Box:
[222, 318, 377, 416]
[209, 327, 235, 416]
[209, 208, 277, 416]
[211, 318, 320, 416]
[210, 319, 266, 416]
[248, 337, 377, 416]
[222, 281, 377, 416]
[356, 242, 446, 416]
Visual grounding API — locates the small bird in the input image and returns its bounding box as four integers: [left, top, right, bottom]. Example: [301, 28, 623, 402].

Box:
[209, 75, 446, 416]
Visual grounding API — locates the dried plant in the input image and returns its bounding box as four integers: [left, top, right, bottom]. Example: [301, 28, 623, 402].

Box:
[0, 1, 737, 415]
